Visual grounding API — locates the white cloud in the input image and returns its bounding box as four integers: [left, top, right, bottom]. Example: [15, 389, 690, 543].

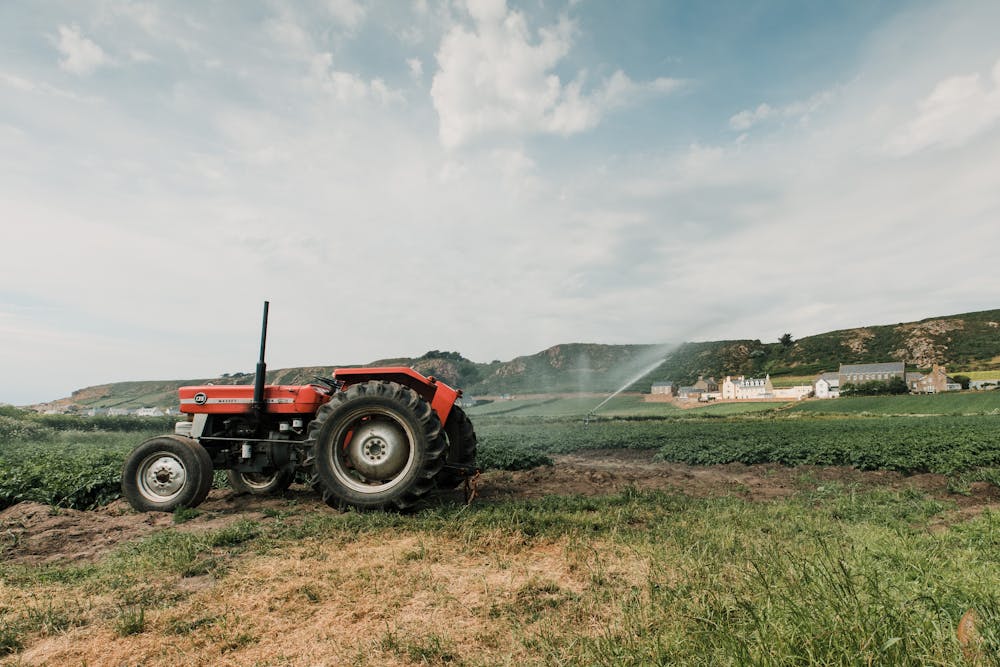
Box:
[309, 53, 405, 105]
[885, 58, 1000, 155]
[324, 0, 366, 30]
[56, 24, 111, 75]
[430, 0, 680, 148]
[729, 89, 835, 131]
[729, 103, 774, 131]
[1, 71, 98, 102]
[407, 57, 423, 79]
[266, 13, 315, 56]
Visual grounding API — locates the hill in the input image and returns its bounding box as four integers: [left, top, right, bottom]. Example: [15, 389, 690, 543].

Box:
[31, 308, 1000, 410]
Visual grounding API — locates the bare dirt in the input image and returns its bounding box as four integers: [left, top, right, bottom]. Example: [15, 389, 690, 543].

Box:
[2, 449, 999, 566]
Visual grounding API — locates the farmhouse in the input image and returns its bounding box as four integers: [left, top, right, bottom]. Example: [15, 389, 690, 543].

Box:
[694, 376, 719, 392]
[909, 365, 957, 394]
[721, 375, 774, 399]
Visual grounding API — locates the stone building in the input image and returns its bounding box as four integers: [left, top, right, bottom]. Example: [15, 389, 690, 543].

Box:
[910, 365, 958, 393]
[650, 381, 677, 396]
[838, 362, 905, 388]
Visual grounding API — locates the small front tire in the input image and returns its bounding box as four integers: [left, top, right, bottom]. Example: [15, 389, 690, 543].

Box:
[121, 435, 214, 512]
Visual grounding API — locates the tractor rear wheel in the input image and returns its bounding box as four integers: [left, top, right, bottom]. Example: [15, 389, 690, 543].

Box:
[306, 381, 446, 510]
[226, 468, 294, 495]
[437, 406, 478, 489]
[121, 435, 214, 513]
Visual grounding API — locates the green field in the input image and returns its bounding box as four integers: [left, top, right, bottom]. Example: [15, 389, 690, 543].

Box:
[467, 394, 788, 418]
[956, 370, 1000, 381]
[790, 392, 1000, 415]
[6, 393, 1000, 511]
[469, 391, 1000, 418]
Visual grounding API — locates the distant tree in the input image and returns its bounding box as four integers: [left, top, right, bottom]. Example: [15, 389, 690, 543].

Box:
[887, 376, 909, 394]
[779, 333, 794, 348]
[952, 374, 971, 390]
[841, 377, 908, 396]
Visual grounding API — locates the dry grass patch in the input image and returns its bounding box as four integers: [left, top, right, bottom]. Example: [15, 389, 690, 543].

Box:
[5, 529, 647, 666]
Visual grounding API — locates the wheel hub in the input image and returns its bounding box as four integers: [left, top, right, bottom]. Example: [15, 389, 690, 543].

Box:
[347, 418, 409, 481]
[139, 455, 186, 500]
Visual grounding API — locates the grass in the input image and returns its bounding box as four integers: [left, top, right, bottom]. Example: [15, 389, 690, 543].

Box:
[768, 374, 817, 387]
[0, 489, 997, 664]
[468, 390, 1000, 419]
[467, 394, 790, 418]
[790, 392, 1000, 415]
[955, 371, 1000, 381]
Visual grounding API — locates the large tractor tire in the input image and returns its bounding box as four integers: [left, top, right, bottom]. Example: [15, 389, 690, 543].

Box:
[305, 380, 446, 511]
[436, 406, 478, 489]
[226, 468, 295, 495]
[121, 435, 214, 513]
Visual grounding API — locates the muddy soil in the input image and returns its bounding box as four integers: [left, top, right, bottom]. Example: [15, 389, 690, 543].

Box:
[2, 449, 998, 566]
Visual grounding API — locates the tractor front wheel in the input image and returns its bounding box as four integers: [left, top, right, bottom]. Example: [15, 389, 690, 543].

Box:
[121, 435, 214, 512]
[306, 381, 446, 511]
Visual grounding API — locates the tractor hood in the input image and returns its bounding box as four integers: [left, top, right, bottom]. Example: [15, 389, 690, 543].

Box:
[178, 384, 328, 414]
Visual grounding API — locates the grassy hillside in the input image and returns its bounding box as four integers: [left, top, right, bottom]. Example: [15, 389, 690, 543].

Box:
[32, 308, 1000, 410]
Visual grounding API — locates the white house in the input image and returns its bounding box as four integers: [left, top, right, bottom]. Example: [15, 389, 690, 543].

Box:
[813, 372, 840, 399]
[722, 375, 774, 399]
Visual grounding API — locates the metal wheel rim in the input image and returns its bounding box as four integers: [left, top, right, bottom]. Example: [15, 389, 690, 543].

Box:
[239, 471, 280, 490]
[328, 407, 417, 494]
[137, 451, 187, 503]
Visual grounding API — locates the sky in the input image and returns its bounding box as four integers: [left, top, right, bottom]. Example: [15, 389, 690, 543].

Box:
[2, 0, 1000, 405]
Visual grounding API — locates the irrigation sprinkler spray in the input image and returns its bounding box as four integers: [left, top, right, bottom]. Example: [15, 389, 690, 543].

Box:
[585, 357, 667, 422]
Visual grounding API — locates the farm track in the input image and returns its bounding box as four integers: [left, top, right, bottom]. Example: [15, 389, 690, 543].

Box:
[2, 450, 999, 566]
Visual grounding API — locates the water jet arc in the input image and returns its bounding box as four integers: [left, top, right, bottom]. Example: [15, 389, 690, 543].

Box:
[587, 358, 666, 419]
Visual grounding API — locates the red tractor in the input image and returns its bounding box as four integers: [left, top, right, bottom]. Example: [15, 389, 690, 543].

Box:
[120, 303, 477, 512]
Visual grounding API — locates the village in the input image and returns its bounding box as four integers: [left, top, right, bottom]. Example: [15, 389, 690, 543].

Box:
[649, 362, 1000, 403]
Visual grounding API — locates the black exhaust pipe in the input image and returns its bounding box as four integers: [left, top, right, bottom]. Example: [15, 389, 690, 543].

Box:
[252, 301, 269, 415]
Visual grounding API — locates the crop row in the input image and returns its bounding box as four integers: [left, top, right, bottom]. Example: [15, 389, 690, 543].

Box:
[474, 414, 1000, 475]
[0, 416, 549, 511]
[3, 412, 999, 511]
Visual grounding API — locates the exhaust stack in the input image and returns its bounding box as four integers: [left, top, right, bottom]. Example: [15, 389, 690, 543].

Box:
[252, 300, 269, 414]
